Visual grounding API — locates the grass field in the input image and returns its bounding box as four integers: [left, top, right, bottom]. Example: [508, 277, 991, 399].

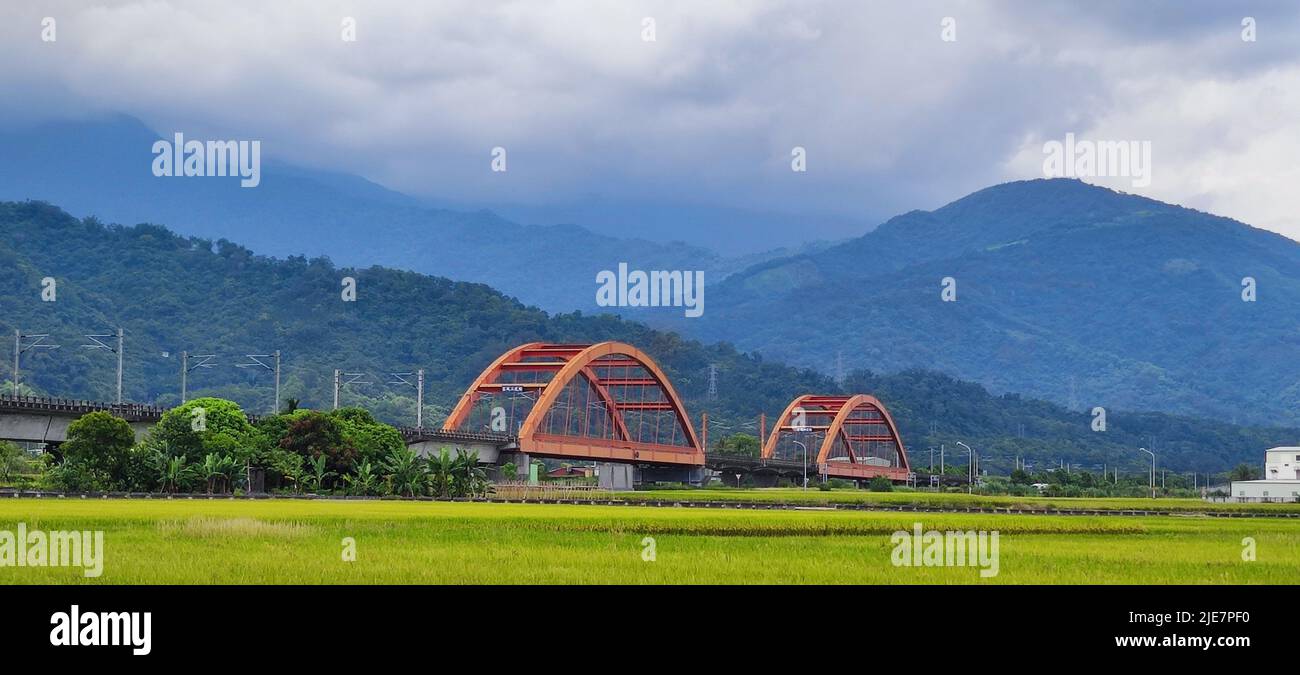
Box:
[622, 487, 1300, 513]
[2, 498, 1297, 584]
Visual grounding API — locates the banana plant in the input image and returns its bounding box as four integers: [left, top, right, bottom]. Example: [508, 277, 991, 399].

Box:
[302, 454, 336, 494]
[344, 460, 380, 496]
[382, 446, 426, 497]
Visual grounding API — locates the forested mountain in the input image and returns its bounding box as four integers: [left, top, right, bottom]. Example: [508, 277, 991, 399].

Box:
[669, 179, 1300, 428]
[2, 200, 1295, 473]
[0, 115, 807, 314]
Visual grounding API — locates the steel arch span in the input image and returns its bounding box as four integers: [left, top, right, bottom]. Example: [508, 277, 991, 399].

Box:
[444, 342, 703, 465]
[761, 394, 911, 481]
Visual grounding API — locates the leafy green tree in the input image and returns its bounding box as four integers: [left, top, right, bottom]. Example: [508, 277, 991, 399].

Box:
[152, 398, 254, 464]
[1230, 463, 1259, 481]
[120, 446, 160, 492]
[62, 411, 135, 476]
[268, 450, 304, 492]
[332, 407, 405, 466]
[717, 433, 761, 456]
[279, 410, 356, 476]
[0, 441, 25, 483]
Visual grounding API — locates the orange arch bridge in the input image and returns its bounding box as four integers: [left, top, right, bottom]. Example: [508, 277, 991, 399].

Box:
[444, 342, 703, 466]
[761, 394, 911, 481]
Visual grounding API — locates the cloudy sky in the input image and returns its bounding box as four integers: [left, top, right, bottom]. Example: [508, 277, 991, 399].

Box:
[2, 0, 1298, 251]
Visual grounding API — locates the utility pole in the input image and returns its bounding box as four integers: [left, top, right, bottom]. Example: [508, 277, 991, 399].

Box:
[929, 447, 935, 473]
[940, 443, 945, 475]
[82, 328, 125, 403]
[237, 351, 281, 414]
[13, 330, 60, 397]
[181, 351, 216, 403]
[334, 370, 370, 410]
[388, 368, 425, 427]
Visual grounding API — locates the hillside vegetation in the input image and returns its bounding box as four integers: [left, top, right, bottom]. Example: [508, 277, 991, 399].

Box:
[1, 200, 1294, 472]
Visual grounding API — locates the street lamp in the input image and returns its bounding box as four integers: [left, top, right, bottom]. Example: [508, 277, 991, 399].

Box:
[1139, 447, 1156, 499]
[792, 439, 808, 491]
[956, 441, 975, 494]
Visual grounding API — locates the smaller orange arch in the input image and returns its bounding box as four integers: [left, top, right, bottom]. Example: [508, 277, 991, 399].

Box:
[762, 393, 910, 480]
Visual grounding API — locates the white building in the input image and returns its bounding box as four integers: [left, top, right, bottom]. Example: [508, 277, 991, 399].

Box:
[1264, 447, 1300, 481]
[1230, 447, 1300, 503]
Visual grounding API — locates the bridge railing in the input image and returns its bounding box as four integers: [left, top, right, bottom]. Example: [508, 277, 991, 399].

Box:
[0, 394, 167, 420]
[397, 427, 516, 445]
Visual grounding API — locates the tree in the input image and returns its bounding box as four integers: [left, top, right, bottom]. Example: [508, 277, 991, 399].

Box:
[0, 441, 25, 483]
[155, 452, 198, 493]
[61, 411, 136, 484]
[152, 398, 254, 464]
[332, 407, 405, 466]
[344, 460, 380, 496]
[1230, 463, 1259, 481]
[868, 476, 893, 492]
[279, 410, 356, 476]
[427, 448, 455, 498]
[453, 449, 489, 498]
[200, 453, 240, 494]
[382, 446, 426, 497]
[268, 450, 304, 492]
[301, 454, 336, 494]
[718, 433, 761, 457]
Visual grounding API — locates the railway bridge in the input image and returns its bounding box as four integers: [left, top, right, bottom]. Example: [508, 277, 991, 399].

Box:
[0, 341, 914, 489]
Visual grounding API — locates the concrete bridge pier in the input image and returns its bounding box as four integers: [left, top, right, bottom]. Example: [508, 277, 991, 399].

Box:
[598, 462, 635, 491]
[497, 451, 532, 480]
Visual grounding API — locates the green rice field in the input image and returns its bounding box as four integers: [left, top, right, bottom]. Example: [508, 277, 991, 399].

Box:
[622, 487, 1300, 512]
[2, 498, 1297, 584]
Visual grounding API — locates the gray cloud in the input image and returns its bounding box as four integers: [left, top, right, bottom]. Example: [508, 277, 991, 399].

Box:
[1, 0, 1297, 249]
